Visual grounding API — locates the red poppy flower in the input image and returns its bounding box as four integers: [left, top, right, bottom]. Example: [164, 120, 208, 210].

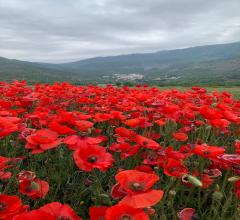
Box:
[19, 178, 49, 200]
[26, 129, 62, 153]
[115, 127, 137, 142]
[116, 170, 159, 194]
[0, 170, 11, 180]
[135, 135, 159, 150]
[75, 120, 94, 132]
[201, 174, 214, 189]
[89, 206, 108, 220]
[17, 170, 36, 182]
[124, 117, 152, 128]
[19, 128, 35, 140]
[110, 110, 125, 121]
[109, 142, 140, 159]
[13, 209, 55, 220]
[0, 156, 12, 180]
[95, 113, 112, 122]
[119, 190, 164, 209]
[162, 104, 180, 115]
[199, 106, 222, 120]
[49, 120, 76, 135]
[115, 170, 164, 208]
[164, 158, 188, 178]
[0, 194, 23, 219]
[0, 157, 25, 180]
[191, 86, 206, 92]
[155, 118, 166, 126]
[166, 147, 188, 160]
[223, 110, 239, 122]
[209, 119, 230, 129]
[111, 183, 128, 199]
[177, 208, 197, 220]
[218, 154, 240, 166]
[235, 140, 240, 154]
[203, 169, 222, 178]
[193, 144, 225, 158]
[125, 118, 142, 127]
[143, 150, 165, 166]
[73, 145, 114, 172]
[64, 135, 103, 150]
[134, 165, 154, 174]
[0, 117, 19, 138]
[40, 202, 82, 220]
[74, 111, 92, 120]
[105, 204, 149, 220]
[173, 132, 188, 142]
[195, 120, 205, 126]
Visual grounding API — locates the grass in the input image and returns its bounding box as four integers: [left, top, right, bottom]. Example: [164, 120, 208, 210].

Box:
[2, 126, 239, 219]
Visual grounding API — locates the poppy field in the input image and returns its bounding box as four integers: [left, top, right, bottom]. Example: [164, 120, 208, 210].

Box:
[1, 80, 240, 220]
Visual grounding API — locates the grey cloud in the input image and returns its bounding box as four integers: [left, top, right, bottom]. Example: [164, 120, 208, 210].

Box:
[0, 0, 239, 62]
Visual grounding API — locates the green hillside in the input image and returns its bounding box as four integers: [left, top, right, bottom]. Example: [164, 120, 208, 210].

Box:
[0, 41, 240, 84]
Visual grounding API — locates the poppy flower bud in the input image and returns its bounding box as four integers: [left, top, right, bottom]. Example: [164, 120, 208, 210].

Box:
[178, 208, 198, 220]
[170, 177, 176, 182]
[88, 128, 93, 134]
[212, 191, 223, 201]
[196, 138, 204, 144]
[206, 125, 212, 130]
[237, 206, 240, 215]
[99, 193, 110, 199]
[169, 190, 176, 196]
[228, 176, 240, 182]
[99, 194, 111, 205]
[212, 103, 217, 107]
[215, 184, 220, 191]
[84, 178, 93, 187]
[182, 175, 203, 187]
[144, 207, 155, 216]
[203, 169, 222, 178]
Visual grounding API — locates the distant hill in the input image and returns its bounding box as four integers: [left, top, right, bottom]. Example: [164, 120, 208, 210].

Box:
[1, 41, 240, 84]
[0, 57, 81, 83]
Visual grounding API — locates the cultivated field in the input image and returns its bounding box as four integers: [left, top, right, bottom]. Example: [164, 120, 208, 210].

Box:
[158, 86, 240, 99]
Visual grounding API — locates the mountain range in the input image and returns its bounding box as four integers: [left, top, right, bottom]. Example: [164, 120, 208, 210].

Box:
[1, 41, 240, 85]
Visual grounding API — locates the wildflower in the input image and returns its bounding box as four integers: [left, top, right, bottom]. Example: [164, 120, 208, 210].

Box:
[73, 145, 114, 172]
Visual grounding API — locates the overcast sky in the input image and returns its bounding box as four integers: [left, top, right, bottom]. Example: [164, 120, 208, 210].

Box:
[0, 0, 239, 63]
